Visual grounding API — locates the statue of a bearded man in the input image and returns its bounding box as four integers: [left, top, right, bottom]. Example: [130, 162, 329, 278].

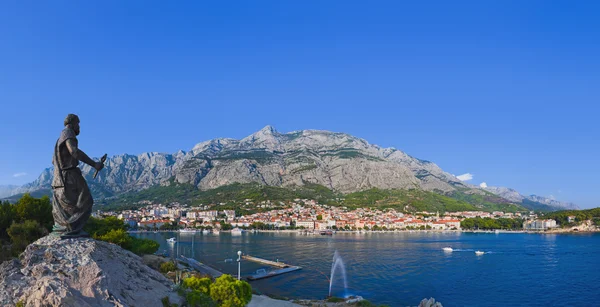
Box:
[51, 114, 104, 238]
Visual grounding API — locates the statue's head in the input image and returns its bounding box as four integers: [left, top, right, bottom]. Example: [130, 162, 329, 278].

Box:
[64, 114, 80, 135]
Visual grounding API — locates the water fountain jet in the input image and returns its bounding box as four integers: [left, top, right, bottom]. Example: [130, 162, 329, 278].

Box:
[329, 250, 348, 297]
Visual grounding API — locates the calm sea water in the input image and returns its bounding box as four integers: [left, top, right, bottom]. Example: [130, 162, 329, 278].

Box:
[132, 231, 600, 306]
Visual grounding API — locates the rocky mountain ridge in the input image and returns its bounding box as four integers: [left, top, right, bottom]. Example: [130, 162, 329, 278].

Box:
[482, 186, 578, 210]
[8, 126, 576, 211]
[18, 126, 466, 195]
[0, 185, 22, 198]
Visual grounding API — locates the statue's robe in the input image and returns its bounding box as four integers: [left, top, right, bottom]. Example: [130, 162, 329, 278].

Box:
[51, 127, 93, 235]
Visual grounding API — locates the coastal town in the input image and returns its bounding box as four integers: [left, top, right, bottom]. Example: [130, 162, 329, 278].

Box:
[94, 199, 564, 232]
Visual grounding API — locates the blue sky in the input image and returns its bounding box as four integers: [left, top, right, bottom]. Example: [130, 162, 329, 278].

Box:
[0, 1, 598, 208]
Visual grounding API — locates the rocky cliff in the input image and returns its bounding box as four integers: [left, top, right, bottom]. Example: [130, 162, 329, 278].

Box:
[482, 186, 578, 210]
[12, 126, 576, 211]
[0, 236, 180, 307]
[20, 126, 466, 196]
[0, 185, 23, 198]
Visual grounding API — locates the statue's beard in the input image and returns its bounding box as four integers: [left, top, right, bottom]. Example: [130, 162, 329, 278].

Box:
[73, 126, 80, 135]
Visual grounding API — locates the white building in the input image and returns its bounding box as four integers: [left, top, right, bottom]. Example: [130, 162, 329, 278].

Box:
[296, 220, 315, 229]
[523, 219, 557, 230]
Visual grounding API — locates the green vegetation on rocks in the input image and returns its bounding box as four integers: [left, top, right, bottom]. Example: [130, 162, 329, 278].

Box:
[179, 274, 252, 307]
[342, 188, 479, 213]
[102, 182, 530, 214]
[0, 194, 53, 261]
[460, 217, 524, 230]
[160, 261, 178, 274]
[542, 207, 600, 226]
[448, 189, 526, 213]
[85, 216, 160, 255]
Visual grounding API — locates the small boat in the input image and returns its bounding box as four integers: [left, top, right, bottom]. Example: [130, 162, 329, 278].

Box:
[475, 251, 485, 255]
[495, 230, 500, 234]
[442, 247, 453, 252]
[167, 237, 177, 244]
[231, 228, 243, 235]
[320, 230, 333, 236]
[202, 229, 210, 234]
[212, 229, 220, 235]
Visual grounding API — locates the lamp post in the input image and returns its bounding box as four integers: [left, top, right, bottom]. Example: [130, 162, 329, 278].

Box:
[237, 250, 242, 280]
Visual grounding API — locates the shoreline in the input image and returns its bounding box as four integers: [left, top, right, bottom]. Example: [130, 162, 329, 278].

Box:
[128, 228, 600, 235]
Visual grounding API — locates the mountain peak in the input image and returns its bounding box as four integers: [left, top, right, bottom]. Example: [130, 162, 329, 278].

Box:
[259, 125, 277, 134]
[239, 125, 282, 151]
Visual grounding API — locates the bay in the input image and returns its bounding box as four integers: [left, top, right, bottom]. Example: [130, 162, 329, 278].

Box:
[132, 231, 600, 306]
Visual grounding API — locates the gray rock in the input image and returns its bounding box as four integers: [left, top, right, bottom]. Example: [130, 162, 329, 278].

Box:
[0, 185, 22, 198]
[0, 236, 180, 307]
[14, 126, 575, 210]
[17, 126, 467, 197]
[418, 297, 443, 307]
[482, 186, 579, 210]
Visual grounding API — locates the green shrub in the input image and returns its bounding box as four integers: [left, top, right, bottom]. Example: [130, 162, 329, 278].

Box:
[186, 290, 216, 307]
[183, 276, 212, 295]
[161, 296, 178, 307]
[84, 216, 127, 237]
[7, 220, 48, 256]
[89, 218, 159, 255]
[327, 296, 345, 303]
[209, 274, 252, 307]
[160, 261, 178, 273]
[130, 237, 160, 255]
[353, 300, 374, 306]
[96, 229, 132, 247]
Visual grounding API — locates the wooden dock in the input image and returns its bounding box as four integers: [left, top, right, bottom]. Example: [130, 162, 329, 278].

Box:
[178, 255, 223, 278]
[246, 266, 302, 281]
[242, 255, 302, 281]
[241, 255, 290, 268]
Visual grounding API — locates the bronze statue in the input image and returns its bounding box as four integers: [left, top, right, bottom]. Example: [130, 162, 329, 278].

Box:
[51, 114, 105, 238]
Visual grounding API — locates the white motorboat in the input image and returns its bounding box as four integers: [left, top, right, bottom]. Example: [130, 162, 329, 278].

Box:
[167, 237, 177, 244]
[442, 247, 453, 252]
[231, 228, 243, 235]
[475, 250, 485, 255]
[202, 229, 210, 234]
[212, 229, 220, 235]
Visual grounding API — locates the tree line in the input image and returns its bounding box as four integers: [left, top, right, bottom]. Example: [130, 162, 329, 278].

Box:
[0, 194, 53, 261]
[542, 208, 600, 227]
[1, 194, 160, 263]
[460, 217, 524, 230]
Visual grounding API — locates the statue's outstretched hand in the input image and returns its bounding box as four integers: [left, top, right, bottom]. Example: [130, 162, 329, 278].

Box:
[94, 161, 104, 172]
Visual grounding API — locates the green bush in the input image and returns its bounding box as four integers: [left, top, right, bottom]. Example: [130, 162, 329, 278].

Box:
[130, 237, 160, 255]
[97, 229, 132, 247]
[160, 261, 178, 274]
[186, 290, 216, 307]
[7, 220, 48, 256]
[327, 296, 345, 303]
[84, 216, 127, 237]
[161, 296, 179, 307]
[209, 274, 252, 307]
[14, 194, 53, 231]
[183, 276, 212, 295]
[352, 300, 390, 307]
[92, 223, 159, 255]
